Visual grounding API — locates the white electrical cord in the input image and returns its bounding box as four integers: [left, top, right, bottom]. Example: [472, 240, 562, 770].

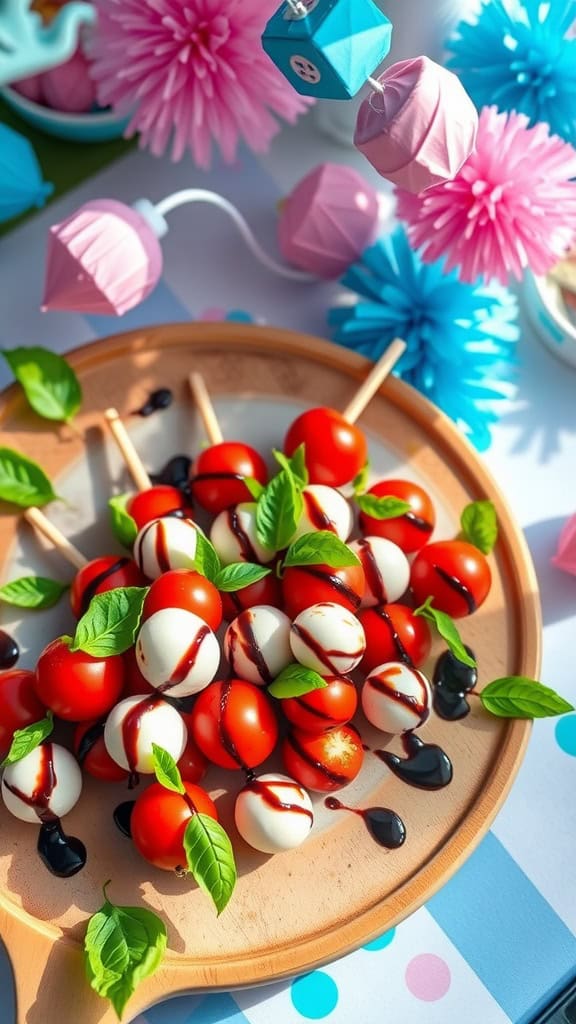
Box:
[154, 189, 315, 284]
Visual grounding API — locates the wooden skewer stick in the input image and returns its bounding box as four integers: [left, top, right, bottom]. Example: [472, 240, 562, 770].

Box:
[104, 408, 152, 492]
[23, 507, 88, 570]
[341, 338, 407, 424]
[189, 372, 224, 446]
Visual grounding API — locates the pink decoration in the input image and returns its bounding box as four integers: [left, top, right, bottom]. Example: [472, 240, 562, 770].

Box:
[354, 57, 478, 194]
[278, 162, 380, 279]
[552, 515, 576, 576]
[42, 199, 163, 316]
[12, 74, 44, 103]
[42, 47, 96, 113]
[396, 106, 576, 285]
[90, 0, 313, 167]
[405, 954, 452, 1002]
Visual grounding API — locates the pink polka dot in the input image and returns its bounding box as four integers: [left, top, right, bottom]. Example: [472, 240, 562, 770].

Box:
[405, 954, 451, 1001]
[200, 307, 227, 321]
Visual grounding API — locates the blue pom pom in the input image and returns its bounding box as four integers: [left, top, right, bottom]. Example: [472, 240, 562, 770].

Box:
[447, 0, 576, 146]
[0, 122, 53, 223]
[328, 228, 519, 452]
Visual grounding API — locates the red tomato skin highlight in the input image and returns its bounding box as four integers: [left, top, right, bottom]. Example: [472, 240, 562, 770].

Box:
[284, 408, 367, 487]
[131, 782, 218, 871]
[34, 638, 125, 721]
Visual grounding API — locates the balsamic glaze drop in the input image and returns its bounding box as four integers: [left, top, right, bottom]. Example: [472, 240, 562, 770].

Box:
[150, 455, 192, 496]
[135, 388, 173, 417]
[113, 801, 135, 838]
[37, 820, 87, 877]
[433, 647, 477, 722]
[324, 797, 406, 850]
[375, 733, 453, 790]
[0, 629, 19, 669]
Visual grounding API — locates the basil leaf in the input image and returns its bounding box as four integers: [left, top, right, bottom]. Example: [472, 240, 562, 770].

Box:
[461, 500, 498, 555]
[1, 711, 53, 766]
[70, 587, 148, 657]
[245, 477, 265, 500]
[480, 677, 574, 719]
[268, 663, 327, 699]
[183, 813, 237, 916]
[108, 494, 138, 549]
[151, 743, 185, 794]
[192, 531, 221, 584]
[0, 575, 68, 610]
[355, 493, 411, 520]
[214, 563, 271, 592]
[274, 446, 308, 488]
[256, 470, 303, 551]
[284, 531, 360, 569]
[2, 346, 82, 423]
[352, 461, 370, 496]
[84, 883, 167, 1021]
[0, 447, 57, 507]
[414, 597, 476, 668]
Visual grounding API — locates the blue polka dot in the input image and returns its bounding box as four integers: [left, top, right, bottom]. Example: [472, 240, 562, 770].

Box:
[225, 310, 253, 323]
[291, 971, 339, 1019]
[556, 714, 576, 756]
[363, 927, 396, 951]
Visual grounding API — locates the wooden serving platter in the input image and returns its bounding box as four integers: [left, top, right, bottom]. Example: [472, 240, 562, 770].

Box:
[0, 324, 541, 1024]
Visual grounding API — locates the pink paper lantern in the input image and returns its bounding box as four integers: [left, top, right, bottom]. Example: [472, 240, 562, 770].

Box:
[278, 162, 380, 279]
[552, 514, 576, 576]
[354, 56, 478, 194]
[42, 199, 164, 316]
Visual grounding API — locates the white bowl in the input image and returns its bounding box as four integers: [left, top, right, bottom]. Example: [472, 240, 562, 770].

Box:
[523, 271, 576, 369]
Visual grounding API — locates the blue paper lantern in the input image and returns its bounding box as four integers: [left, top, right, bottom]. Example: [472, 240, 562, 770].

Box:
[262, 0, 392, 100]
[0, 123, 53, 223]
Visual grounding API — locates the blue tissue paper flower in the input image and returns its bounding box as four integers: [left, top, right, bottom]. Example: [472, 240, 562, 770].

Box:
[328, 228, 519, 452]
[447, 0, 576, 146]
[0, 123, 53, 223]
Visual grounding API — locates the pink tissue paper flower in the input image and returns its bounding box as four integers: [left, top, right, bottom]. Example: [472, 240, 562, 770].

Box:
[90, 0, 312, 167]
[396, 106, 576, 285]
[552, 514, 576, 577]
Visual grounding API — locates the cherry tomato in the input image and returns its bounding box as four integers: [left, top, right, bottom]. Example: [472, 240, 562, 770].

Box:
[190, 679, 278, 770]
[131, 782, 218, 871]
[410, 540, 492, 618]
[35, 637, 125, 721]
[282, 562, 365, 619]
[142, 569, 222, 630]
[282, 676, 358, 733]
[74, 720, 128, 782]
[71, 556, 147, 619]
[358, 603, 432, 674]
[191, 442, 268, 515]
[122, 646, 156, 698]
[127, 486, 193, 530]
[282, 724, 364, 792]
[221, 573, 281, 622]
[0, 669, 46, 760]
[359, 479, 435, 554]
[284, 408, 367, 487]
[177, 732, 208, 784]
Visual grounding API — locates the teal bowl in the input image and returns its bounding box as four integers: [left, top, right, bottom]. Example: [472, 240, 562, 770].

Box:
[0, 85, 129, 142]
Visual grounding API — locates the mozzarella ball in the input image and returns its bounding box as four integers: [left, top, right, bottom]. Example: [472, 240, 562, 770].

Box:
[2, 743, 82, 823]
[104, 695, 186, 773]
[293, 485, 353, 542]
[136, 607, 220, 697]
[133, 516, 201, 579]
[224, 605, 292, 686]
[210, 503, 275, 565]
[234, 773, 314, 854]
[361, 662, 432, 734]
[350, 536, 410, 607]
[290, 602, 366, 677]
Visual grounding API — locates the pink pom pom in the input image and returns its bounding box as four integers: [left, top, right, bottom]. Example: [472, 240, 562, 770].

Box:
[12, 75, 45, 103]
[396, 106, 576, 284]
[552, 514, 576, 576]
[278, 163, 380, 279]
[42, 199, 163, 316]
[42, 48, 96, 113]
[354, 57, 478, 194]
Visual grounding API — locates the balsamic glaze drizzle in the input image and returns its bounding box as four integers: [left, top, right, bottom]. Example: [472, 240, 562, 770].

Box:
[0, 629, 19, 669]
[135, 388, 173, 417]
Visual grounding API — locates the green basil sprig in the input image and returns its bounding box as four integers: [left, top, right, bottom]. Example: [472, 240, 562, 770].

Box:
[268, 663, 327, 699]
[414, 597, 476, 668]
[2, 346, 82, 423]
[460, 500, 498, 555]
[481, 677, 574, 719]
[355, 493, 411, 520]
[0, 575, 68, 610]
[1, 711, 53, 766]
[0, 447, 57, 507]
[283, 531, 360, 570]
[70, 587, 148, 657]
[108, 494, 138, 549]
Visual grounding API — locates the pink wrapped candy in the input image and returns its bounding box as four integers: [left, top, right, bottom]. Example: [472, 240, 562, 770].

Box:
[278, 162, 380, 279]
[42, 198, 165, 316]
[42, 48, 96, 113]
[552, 515, 576, 576]
[354, 57, 478, 194]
